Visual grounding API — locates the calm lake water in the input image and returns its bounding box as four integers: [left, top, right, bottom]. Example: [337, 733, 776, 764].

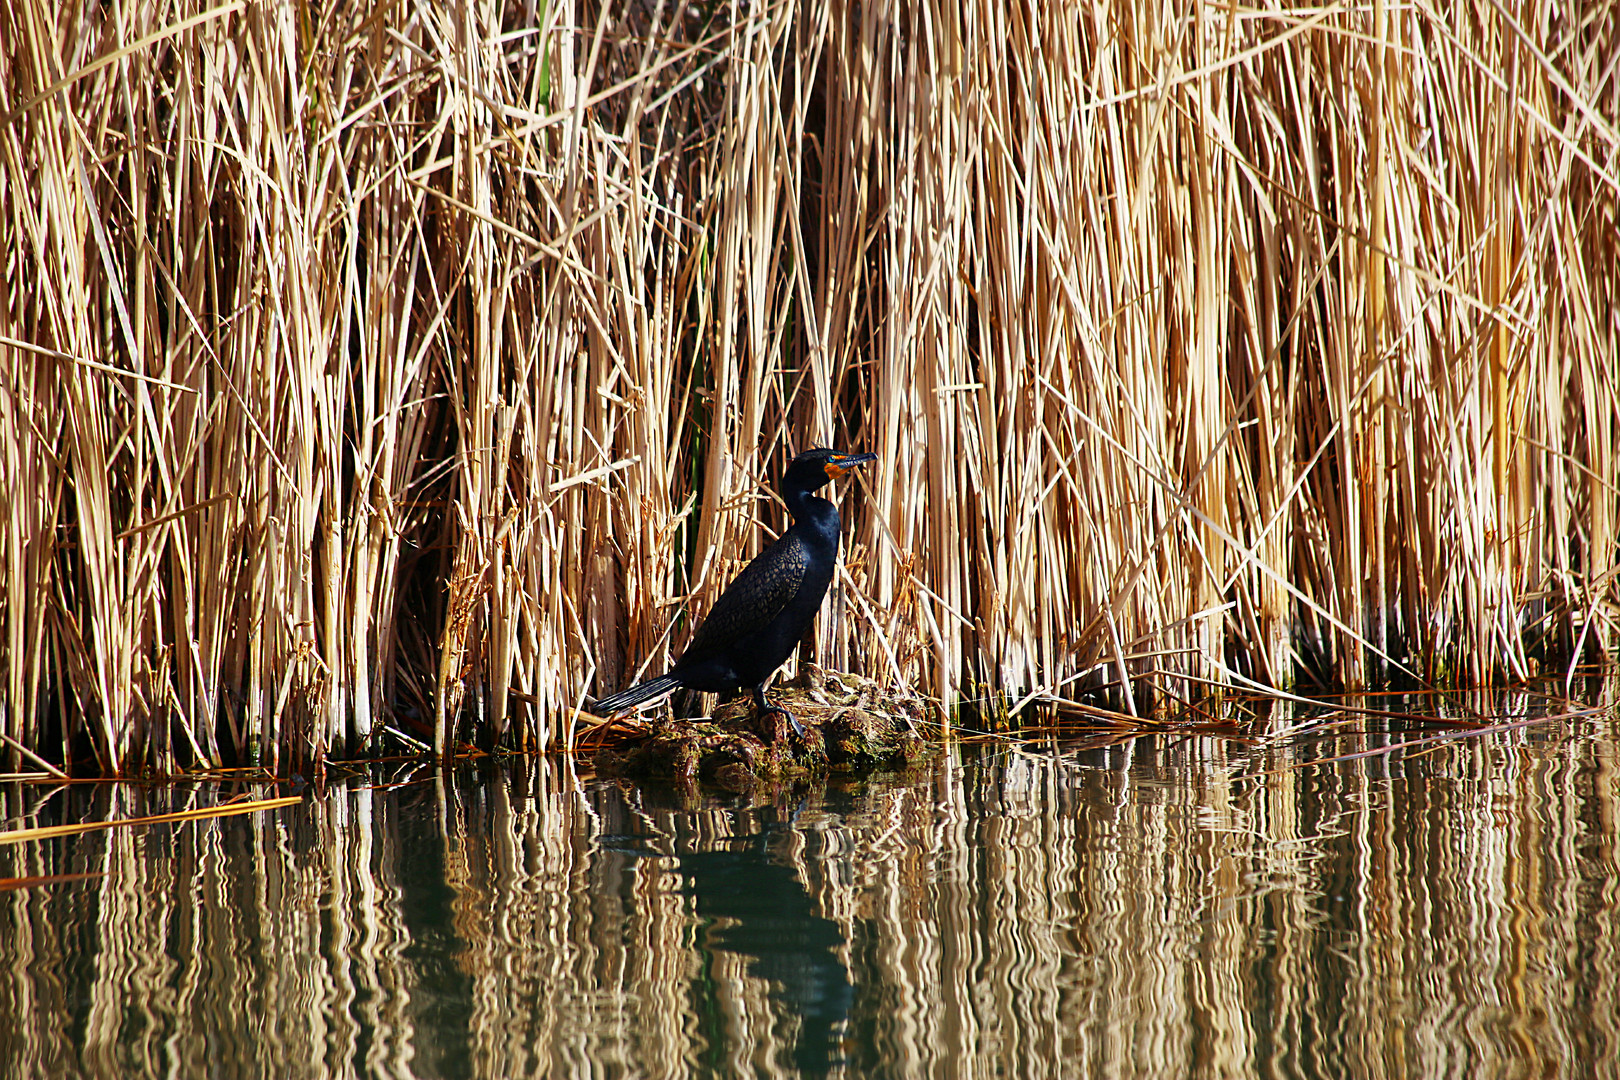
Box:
[2, 691, 1617, 1079]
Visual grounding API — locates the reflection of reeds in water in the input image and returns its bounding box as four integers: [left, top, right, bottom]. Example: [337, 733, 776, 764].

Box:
[0, 782, 424, 1077]
[4, 700, 1617, 1077]
[3, 0, 1616, 771]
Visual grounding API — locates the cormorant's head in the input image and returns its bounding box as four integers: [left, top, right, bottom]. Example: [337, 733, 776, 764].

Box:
[785, 448, 878, 492]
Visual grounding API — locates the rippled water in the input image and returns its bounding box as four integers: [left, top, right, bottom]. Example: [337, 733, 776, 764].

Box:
[2, 698, 1617, 1079]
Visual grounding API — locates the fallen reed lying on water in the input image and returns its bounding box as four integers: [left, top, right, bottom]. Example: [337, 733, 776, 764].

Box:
[1, 0, 1616, 774]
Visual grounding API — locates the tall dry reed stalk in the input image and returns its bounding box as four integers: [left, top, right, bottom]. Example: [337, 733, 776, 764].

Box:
[1, 0, 1615, 773]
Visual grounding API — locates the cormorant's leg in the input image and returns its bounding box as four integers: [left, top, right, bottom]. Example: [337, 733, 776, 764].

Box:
[752, 682, 804, 738]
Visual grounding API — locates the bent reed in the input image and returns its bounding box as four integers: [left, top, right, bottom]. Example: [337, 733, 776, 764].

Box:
[1, 0, 1615, 775]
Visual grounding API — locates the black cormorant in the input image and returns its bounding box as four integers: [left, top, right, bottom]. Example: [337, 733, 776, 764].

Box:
[590, 448, 877, 737]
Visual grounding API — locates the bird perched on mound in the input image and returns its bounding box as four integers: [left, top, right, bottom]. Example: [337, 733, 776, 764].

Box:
[591, 448, 877, 738]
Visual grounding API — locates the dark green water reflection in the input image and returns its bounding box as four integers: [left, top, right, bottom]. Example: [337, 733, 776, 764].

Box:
[2, 701, 1617, 1078]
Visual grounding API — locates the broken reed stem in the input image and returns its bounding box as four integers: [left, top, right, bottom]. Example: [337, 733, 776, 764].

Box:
[0, 0, 1614, 774]
[0, 795, 303, 846]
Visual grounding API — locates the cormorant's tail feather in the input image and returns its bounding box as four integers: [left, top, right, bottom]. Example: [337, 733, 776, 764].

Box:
[589, 673, 682, 715]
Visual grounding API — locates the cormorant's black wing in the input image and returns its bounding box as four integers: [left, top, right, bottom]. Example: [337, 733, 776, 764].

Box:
[680, 532, 810, 661]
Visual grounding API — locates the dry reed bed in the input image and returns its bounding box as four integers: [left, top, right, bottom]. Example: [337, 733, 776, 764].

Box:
[0, 0, 1616, 773]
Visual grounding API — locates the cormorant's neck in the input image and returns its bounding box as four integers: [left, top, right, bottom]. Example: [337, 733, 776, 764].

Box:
[784, 486, 838, 538]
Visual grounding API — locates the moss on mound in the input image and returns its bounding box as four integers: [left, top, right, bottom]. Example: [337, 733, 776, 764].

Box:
[592, 665, 937, 791]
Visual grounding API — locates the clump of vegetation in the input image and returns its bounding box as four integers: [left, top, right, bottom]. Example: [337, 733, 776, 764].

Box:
[591, 666, 936, 791]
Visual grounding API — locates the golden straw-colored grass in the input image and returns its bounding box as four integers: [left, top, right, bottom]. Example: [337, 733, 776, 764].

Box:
[0, 793, 301, 845]
[1, 0, 1616, 774]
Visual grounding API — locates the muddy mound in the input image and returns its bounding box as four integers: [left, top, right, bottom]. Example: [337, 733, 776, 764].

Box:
[592, 666, 937, 791]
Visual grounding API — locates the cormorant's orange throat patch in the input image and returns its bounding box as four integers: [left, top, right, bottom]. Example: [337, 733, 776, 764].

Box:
[824, 454, 874, 480]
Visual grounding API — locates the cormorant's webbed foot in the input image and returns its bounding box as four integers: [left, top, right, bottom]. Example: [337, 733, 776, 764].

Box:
[752, 684, 805, 738]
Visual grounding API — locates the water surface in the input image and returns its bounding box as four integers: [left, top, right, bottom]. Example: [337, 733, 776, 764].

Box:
[2, 696, 1616, 1078]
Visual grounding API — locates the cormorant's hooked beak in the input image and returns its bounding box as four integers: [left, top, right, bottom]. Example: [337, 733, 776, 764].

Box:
[823, 452, 878, 480]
